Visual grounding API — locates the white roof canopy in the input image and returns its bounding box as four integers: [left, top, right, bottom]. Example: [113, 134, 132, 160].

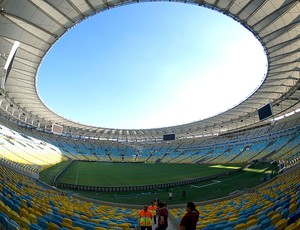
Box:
[0, 0, 299, 141]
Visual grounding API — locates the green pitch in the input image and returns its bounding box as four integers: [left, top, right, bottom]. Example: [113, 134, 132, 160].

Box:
[56, 161, 245, 186]
[39, 161, 277, 205]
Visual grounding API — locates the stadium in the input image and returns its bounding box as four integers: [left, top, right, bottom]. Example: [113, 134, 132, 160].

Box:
[0, 0, 300, 229]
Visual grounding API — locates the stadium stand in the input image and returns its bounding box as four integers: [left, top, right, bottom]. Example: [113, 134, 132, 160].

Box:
[0, 0, 300, 229]
[0, 114, 299, 169]
[170, 164, 300, 229]
[0, 111, 299, 229]
[0, 164, 140, 229]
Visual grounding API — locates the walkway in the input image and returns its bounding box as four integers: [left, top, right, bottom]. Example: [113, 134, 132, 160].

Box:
[152, 217, 178, 230]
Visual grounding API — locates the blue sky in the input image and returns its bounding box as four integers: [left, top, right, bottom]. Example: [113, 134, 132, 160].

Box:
[37, 2, 267, 130]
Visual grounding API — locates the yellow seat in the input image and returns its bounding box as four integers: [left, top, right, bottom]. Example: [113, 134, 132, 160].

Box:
[47, 222, 60, 230]
[0, 200, 5, 212]
[289, 203, 297, 214]
[247, 214, 257, 221]
[20, 199, 27, 208]
[8, 210, 20, 222]
[275, 218, 287, 230]
[234, 223, 247, 230]
[62, 217, 72, 225]
[61, 222, 73, 229]
[66, 210, 74, 216]
[108, 222, 118, 228]
[20, 216, 30, 229]
[268, 210, 276, 219]
[118, 223, 131, 230]
[271, 213, 282, 225]
[27, 213, 37, 224]
[11, 212, 21, 226]
[80, 214, 88, 221]
[27, 207, 35, 214]
[246, 218, 258, 227]
[19, 208, 28, 218]
[95, 227, 107, 230]
[285, 223, 297, 230]
[229, 217, 238, 222]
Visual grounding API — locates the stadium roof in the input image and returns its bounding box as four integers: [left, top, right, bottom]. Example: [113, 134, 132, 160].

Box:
[0, 0, 299, 142]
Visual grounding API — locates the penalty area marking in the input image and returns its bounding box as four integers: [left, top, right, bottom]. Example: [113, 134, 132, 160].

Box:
[190, 180, 221, 189]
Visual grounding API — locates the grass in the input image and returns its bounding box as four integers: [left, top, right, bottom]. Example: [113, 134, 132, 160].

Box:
[56, 161, 246, 186]
[38, 161, 71, 185]
[39, 161, 278, 205]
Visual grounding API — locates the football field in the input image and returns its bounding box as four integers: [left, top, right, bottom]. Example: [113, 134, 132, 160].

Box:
[56, 161, 244, 186]
[40, 161, 277, 205]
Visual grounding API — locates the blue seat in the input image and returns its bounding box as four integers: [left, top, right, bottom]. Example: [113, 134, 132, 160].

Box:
[281, 207, 289, 219]
[73, 220, 87, 229]
[46, 211, 55, 219]
[97, 223, 109, 228]
[0, 212, 9, 230]
[264, 207, 274, 215]
[236, 217, 247, 224]
[203, 223, 215, 229]
[52, 218, 61, 227]
[247, 225, 259, 230]
[260, 218, 271, 229]
[287, 209, 300, 225]
[85, 223, 96, 230]
[30, 223, 43, 230]
[7, 219, 21, 230]
[70, 216, 81, 222]
[43, 214, 52, 223]
[257, 214, 268, 224]
[214, 223, 226, 230]
[264, 226, 275, 230]
[97, 220, 109, 228]
[225, 221, 236, 228]
[37, 217, 48, 229]
[0, 211, 9, 220]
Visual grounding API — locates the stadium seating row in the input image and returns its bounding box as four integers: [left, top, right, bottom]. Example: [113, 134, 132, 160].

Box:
[0, 119, 299, 170]
[0, 164, 139, 229]
[170, 165, 300, 229]
[1, 161, 300, 229]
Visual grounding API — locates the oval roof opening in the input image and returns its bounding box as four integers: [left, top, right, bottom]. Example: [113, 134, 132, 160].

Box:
[37, 2, 267, 129]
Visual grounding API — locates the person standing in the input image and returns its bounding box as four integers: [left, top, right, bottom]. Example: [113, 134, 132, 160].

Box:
[155, 201, 168, 230]
[168, 192, 173, 201]
[138, 205, 153, 230]
[148, 201, 158, 224]
[179, 201, 199, 230]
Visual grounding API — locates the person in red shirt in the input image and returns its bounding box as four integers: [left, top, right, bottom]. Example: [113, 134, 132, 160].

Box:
[179, 201, 199, 230]
[155, 201, 168, 230]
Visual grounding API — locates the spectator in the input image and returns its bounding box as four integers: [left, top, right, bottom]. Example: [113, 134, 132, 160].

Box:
[138, 205, 153, 230]
[155, 201, 168, 230]
[179, 201, 199, 230]
[148, 201, 158, 224]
